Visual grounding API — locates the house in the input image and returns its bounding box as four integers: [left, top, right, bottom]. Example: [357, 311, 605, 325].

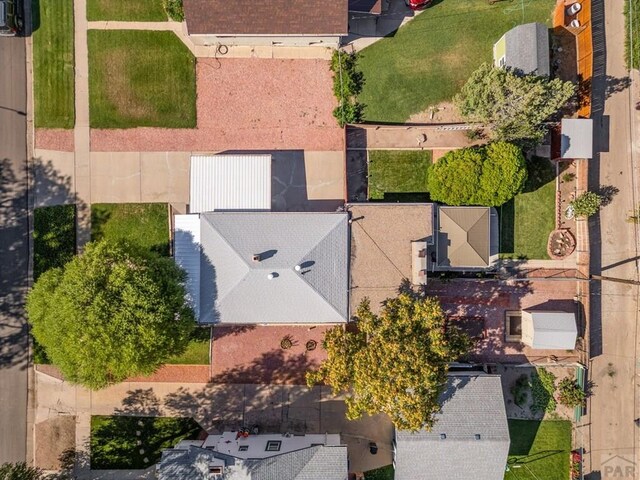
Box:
[157, 431, 348, 479]
[493, 22, 550, 76]
[182, 0, 348, 47]
[348, 203, 434, 312]
[394, 374, 510, 480]
[174, 211, 349, 324]
[434, 206, 499, 271]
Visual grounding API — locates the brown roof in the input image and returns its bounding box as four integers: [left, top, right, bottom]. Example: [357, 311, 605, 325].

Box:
[437, 207, 491, 269]
[184, 0, 349, 36]
[348, 203, 433, 314]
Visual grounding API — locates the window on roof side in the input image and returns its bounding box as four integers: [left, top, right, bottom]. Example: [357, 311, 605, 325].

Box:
[265, 440, 282, 452]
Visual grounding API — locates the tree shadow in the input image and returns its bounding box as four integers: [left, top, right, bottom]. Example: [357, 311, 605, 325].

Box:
[596, 184, 619, 207]
[114, 388, 162, 416]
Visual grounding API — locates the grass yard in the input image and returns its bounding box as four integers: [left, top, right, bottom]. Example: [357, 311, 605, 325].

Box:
[32, 0, 75, 128]
[166, 327, 211, 365]
[358, 0, 554, 122]
[505, 420, 571, 480]
[368, 150, 432, 201]
[90, 416, 204, 469]
[88, 30, 196, 128]
[91, 203, 169, 255]
[87, 0, 166, 21]
[365, 465, 394, 480]
[499, 158, 556, 260]
[625, 0, 640, 68]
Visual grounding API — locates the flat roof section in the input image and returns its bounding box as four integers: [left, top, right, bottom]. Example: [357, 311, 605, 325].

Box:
[348, 203, 433, 314]
[561, 118, 593, 159]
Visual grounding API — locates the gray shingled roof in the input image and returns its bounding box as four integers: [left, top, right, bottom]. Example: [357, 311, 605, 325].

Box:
[503, 22, 550, 76]
[395, 375, 510, 480]
[198, 212, 349, 324]
[437, 207, 491, 269]
[157, 445, 348, 480]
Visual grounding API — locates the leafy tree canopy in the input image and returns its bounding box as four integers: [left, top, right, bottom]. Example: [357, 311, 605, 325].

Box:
[455, 63, 575, 144]
[428, 142, 527, 206]
[307, 293, 471, 431]
[27, 240, 195, 389]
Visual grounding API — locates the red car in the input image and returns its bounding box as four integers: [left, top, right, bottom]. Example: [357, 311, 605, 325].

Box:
[405, 0, 432, 10]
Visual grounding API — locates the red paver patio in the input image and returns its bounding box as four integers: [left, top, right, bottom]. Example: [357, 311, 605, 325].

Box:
[426, 278, 582, 363]
[210, 325, 330, 385]
[91, 58, 344, 152]
[35, 128, 75, 152]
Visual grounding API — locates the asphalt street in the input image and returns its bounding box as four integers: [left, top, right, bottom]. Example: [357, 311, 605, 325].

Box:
[0, 34, 29, 463]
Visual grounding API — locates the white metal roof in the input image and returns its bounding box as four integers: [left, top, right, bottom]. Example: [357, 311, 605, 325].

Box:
[174, 214, 201, 319]
[561, 119, 593, 159]
[189, 155, 272, 213]
[521, 310, 577, 350]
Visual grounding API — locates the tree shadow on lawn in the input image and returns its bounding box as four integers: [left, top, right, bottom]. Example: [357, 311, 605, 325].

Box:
[508, 419, 542, 456]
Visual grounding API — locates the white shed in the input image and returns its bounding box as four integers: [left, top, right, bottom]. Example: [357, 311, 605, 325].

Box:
[189, 155, 271, 213]
[521, 310, 577, 350]
[561, 119, 593, 159]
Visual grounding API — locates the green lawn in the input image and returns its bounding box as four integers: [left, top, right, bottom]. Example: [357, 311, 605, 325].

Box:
[625, 0, 640, 68]
[499, 158, 556, 260]
[88, 30, 196, 128]
[358, 0, 554, 122]
[91, 203, 169, 255]
[87, 0, 166, 21]
[505, 420, 571, 480]
[365, 465, 394, 480]
[90, 416, 204, 469]
[33, 205, 76, 365]
[32, 0, 75, 128]
[368, 150, 432, 201]
[166, 327, 210, 365]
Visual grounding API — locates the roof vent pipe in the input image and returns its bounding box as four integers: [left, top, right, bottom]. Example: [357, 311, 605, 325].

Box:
[252, 254, 261, 262]
[267, 273, 275, 280]
[294, 265, 302, 272]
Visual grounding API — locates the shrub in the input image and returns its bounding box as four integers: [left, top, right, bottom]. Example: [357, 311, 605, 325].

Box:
[571, 191, 602, 218]
[557, 377, 586, 408]
[330, 50, 364, 127]
[510, 374, 530, 407]
[163, 0, 184, 21]
[427, 142, 527, 206]
[531, 368, 557, 413]
[562, 172, 576, 183]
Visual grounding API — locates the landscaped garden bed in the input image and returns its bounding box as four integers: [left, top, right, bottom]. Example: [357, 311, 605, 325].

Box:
[90, 415, 204, 469]
[91, 203, 169, 255]
[32, 0, 75, 128]
[505, 419, 571, 480]
[88, 31, 196, 128]
[499, 157, 556, 260]
[357, 0, 554, 123]
[368, 150, 431, 201]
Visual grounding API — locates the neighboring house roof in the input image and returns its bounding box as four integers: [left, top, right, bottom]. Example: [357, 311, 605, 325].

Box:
[347, 203, 433, 312]
[157, 438, 348, 480]
[190, 155, 272, 213]
[437, 207, 496, 269]
[561, 118, 594, 159]
[174, 212, 349, 324]
[349, 0, 382, 14]
[500, 22, 550, 76]
[521, 310, 578, 349]
[395, 374, 510, 480]
[183, 0, 349, 36]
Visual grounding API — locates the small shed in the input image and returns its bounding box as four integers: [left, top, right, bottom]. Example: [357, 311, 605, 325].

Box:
[493, 22, 550, 76]
[561, 118, 593, 159]
[521, 310, 578, 350]
[189, 155, 271, 213]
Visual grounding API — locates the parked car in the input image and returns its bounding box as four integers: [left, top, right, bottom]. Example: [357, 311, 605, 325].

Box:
[405, 0, 432, 10]
[0, 0, 22, 36]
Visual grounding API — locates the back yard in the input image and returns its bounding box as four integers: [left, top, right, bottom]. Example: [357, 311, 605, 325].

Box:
[358, 0, 554, 122]
[368, 150, 431, 201]
[499, 158, 556, 260]
[505, 420, 571, 480]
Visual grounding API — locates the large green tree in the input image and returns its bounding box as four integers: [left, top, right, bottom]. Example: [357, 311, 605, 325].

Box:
[455, 63, 575, 144]
[428, 142, 527, 206]
[307, 294, 470, 431]
[27, 240, 194, 389]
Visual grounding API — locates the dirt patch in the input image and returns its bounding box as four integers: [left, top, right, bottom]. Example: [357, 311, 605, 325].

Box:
[407, 101, 465, 124]
[498, 365, 575, 421]
[35, 416, 76, 470]
[35, 129, 75, 152]
[431, 148, 452, 163]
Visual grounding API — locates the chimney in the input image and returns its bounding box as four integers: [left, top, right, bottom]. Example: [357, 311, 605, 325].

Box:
[252, 253, 262, 263]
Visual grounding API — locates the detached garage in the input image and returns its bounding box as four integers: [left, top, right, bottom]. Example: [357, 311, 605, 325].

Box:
[521, 310, 578, 350]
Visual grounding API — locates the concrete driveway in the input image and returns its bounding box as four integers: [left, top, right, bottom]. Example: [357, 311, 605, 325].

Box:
[36, 371, 393, 475]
